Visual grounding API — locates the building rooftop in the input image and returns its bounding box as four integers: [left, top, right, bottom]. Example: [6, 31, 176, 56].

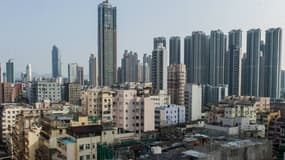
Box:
[58, 137, 75, 144]
[182, 150, 208, 158]
[44, 113, 73, 121]
[221, 139, 263, 149]
[67, 125, 103, 138]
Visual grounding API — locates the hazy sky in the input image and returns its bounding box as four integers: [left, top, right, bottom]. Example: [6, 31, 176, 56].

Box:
[1, 0, 285, 78]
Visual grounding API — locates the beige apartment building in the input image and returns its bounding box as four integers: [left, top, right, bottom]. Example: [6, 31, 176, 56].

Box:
[113, 89, 156, 134]
[81, 88, 114, 123]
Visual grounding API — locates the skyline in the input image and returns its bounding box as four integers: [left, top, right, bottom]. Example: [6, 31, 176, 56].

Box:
[1, 0, 285, 78]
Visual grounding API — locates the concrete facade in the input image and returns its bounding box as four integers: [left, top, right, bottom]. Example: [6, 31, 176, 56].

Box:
[167, 64, 186, 105]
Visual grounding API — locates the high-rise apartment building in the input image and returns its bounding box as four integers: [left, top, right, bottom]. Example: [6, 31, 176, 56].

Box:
[242, 29, 261, 97]
[143, 54, 152, 82]
[184, 32, 209, 84]
[281, 70, 285, 97]
[152, 43, 168, 92]
[51, 45, 62, 78]
[0, 63, 2, 83]
[153, 37, 166, 49]
[121, 50, 139, 82]
[89, 54, 97, 87]
[68, 63, 78, 83]
[169, 36, 181, 64]
[259, 41, 266, 97]
[264, 28, 282, 99]
[98, 0, 117, 86]
[167, 64, 186, 105]
[185, 84, 202, 121]
[6, 59, 14, 83]
[228, 29, 242, 96]
[29, 80, 61, 103]
[77, 66, 84, 86]
[209, 30, 227, 86]
[137, 62, 143, 82]
[26, 64, 32, 82]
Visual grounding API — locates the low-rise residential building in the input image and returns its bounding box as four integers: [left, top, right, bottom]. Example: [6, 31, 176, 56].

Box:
[224, 105, 256, 124]
[29, 79, 62, 103]
[10, 111, 42, 160]
[155, 104, 185, 128]
[0, 82, 12, 103]
[81, 88, 114, 123]
[221, 96, 270, 112]
[65, 83, 81, 105]
[35, 114, 73, 160]
[149, 90, 170, 107]
[0, 103, 48, 143]
[113, 89, 156, 134]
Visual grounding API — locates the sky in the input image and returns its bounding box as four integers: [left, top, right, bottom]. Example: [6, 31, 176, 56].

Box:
[1, 0, 285, 78]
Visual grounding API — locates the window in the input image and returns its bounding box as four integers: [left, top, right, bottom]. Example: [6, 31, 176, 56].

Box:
[86, 144, 90, 150]
[79, 144, 84, 151]
[79, 156, 84, 160]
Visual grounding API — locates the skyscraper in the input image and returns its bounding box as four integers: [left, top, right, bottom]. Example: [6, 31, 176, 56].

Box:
[209, 30, 227, 86]
[51, 45, 62, 78]
[228, 29, 242, 96]
[169, 36, 181, 64]
[242, 29, 261, 96]
[143, 54, 152, 82]
[259, 40, 265, 97]
[184, 32, 209, 84]
[89, 54, 97, 87]
[68, 63, 78, 83]
[281, 70, 285, 97]
[152, 43, 168, 92]
[77, 66, 84, 86]
[26, 64, 32, 82]
[153, 37, 166, 49]
[0, 63, 2, 83]
[264, 28, 282, 99]
[98, 0, 117, 86]
[137, 62, 143, 82]
[167, 64, 186, 105]
[6, 59, 14, 83]
[121, 50, 139, 82]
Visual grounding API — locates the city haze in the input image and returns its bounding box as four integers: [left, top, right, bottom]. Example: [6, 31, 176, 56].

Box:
[0, 0, 285, 77]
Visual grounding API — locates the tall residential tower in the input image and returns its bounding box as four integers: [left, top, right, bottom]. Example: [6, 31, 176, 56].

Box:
[152, 43, 168, 92]
[169, 36, 181, 64]
[228, 29, 242, 96]
[242, 29, 261, 96]
[264, 28, 282, 99]
[184, 32, 209, 84]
